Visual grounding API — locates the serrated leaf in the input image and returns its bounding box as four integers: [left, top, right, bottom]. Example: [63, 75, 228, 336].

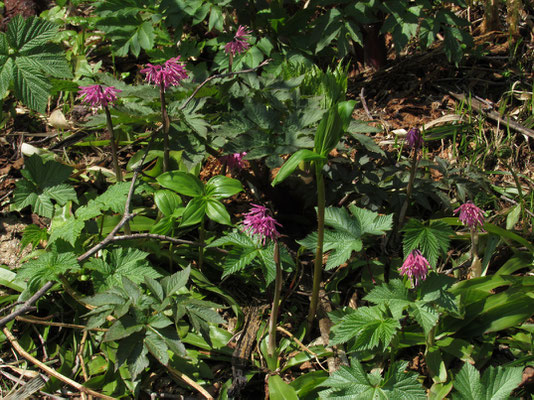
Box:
[85, 248, 161, 291]
[17, 251, 79, 287]
[403, 219, 453, 267]
[324, 206, 361, 236]
[410, 301, 439, 334]
[145, 331, 169, 365]
[0, 56, 13, 97]
[158, 326, 186, 356]
[95, 182, 131, 213]
[349, 205, 393, 235]
[452, 363, 483, 400]
[320, 359, 426, 399]
[325, 239, 362, 270]
[364, 279, 411, 320]
[20, 224, 47, 250]
[330, 306, 400, 350]
[13, 62, 50, 113]
[104, 315, 144, 342]
[162, 266, 190, 297]
[7, 16, 58, 51]
[49, 208, 84, 247]
[116, 331, 149, 380]
[17, 45, 72, 78]
[481, 365, 522, 400]
[221, 248, 260, 279]
[144, 276, 164, 302]
[208, 231, 256, 249]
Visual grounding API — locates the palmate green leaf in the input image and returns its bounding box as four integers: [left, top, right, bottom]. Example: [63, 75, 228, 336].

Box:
[324, 206, 361, 236]
[17, 251, 79, 287]
[18, 45, 72, 78]
[480, 364, 523, 400]
[402, 219, 453, 267]
[364, 279, 411, 320]
[48, 207, 84, 247]
[6, 15, 57, 51]
[95, 181, 132, 213]
[85, 248, 161, 291]
[24, 154, 73, 187]
[320, 359, 426, 400]
[325, 238, 362, 270]
[410, 301, 439, 335]
[13, 62, 50, 113]
[20, 224, 47, 250]
[0, 56, 13, 97]
[349, 205, 393, 236]
[208, 231, 256, 249]
[330, 306, 400, 350]
[221, 248, 260, 279]
[42, 184, 78, 206]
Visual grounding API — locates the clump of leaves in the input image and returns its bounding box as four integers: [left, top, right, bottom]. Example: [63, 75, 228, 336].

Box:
[84, 267, 225, 380]
[11, 154, 77, 219]
[0, 15, 72, 112]
[319, 358, 426, 399]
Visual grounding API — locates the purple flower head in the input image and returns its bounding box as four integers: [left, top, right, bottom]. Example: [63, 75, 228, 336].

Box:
[454, 202, 485, 231]
[220, 152, 247, 169]
[224, 25, 252, 56]
[406, 128, 423, 149]
[140, 56, 188, 90]
[78, 85, 121, 108]
[399, 249, 430, 287]
[242, 204, 282, 245]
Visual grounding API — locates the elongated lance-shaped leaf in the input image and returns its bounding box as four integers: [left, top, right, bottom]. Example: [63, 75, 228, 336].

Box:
[271, 149, 326, 186]
[314, 100, 356, 156]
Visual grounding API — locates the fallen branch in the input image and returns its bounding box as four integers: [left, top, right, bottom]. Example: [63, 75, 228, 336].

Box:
[2, 327, 115, 400]
[0, 132, 156, 329]
[166, 364, 213, 400]
[448, 91, 534, 140]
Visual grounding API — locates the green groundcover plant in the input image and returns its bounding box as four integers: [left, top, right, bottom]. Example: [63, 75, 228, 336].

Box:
[0, 4, 532, 399]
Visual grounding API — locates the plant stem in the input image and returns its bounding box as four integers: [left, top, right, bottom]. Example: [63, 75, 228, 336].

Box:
[160, 82, 170, 172]
[307, 164, 326, 333]
[103, 106, 122, 182]
[398, 150, 419, 229]
[198, 217, 205, 270]
[268, 241, 282, 357]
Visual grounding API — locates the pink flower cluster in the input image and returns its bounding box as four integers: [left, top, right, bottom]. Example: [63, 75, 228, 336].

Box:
[454, 202, 485, 230]
[399, 249, 430, 286]
[225, 25, 251, 56]
[221, 152, 247, 169]
[406, 128, 422, 149]
[242, 204, 282, 245]
[78, 85, 121, 108]
[140, 56, 189, 90]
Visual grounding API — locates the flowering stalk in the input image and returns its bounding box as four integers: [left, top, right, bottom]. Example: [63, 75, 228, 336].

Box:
[141, 57, 188, 172]
[268, 241, 282, 357]
[102, 106, 123, 182]
[159, 81, 171, 172]
[306, 165, 326, 333]
[454, 202, 485, 277]
[242, 204, 282, 357]
[78, 85, 122, 181]
[398, 128, 422, 228]
[225, 25, 251, 70]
